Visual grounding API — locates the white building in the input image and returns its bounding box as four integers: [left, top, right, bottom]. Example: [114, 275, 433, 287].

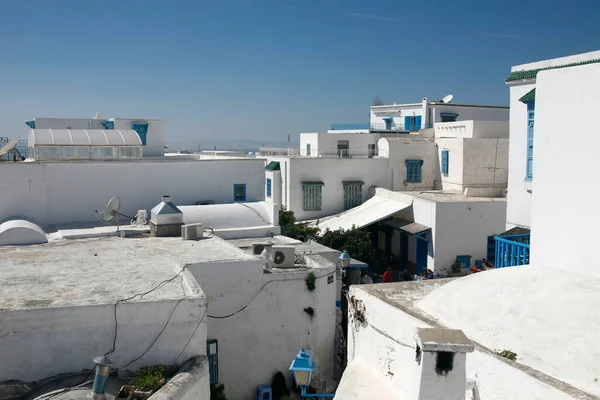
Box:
[505, 49, 600, 230]
[0, 156, 266, 228]
[337, 51, 600, 400]
[316, 188, 506, 274]
[0, 205, 343, 400]
[26, 114, 165, 157]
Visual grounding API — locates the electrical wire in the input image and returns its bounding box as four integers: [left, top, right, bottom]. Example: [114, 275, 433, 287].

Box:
[39, 367, 96, 399]
[106, 267, 187, 356]
[173, 306, 209, 365]
[208, 265, 338, 319]
[122, 298, 184, 369]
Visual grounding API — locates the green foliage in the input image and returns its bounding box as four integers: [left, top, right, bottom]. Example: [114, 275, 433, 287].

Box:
[279, 208, 320, 241]
[305, 271, 316, 292]
[318, 225, 374, 265]
[303, 307, 315, 320]
[131, 365, 165, 392]
[494, 349, 517, 361]
[210, 384, 227, 400]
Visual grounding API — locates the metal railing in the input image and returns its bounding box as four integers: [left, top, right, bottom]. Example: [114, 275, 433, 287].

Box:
[330, 123, 370, 130]
[369, 123, 407, 132]
[312, 149, 379, 158]
[258, 148, 300, 156]
[495, 234, 530, 268]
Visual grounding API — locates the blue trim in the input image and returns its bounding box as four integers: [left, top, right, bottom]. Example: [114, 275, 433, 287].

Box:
[441, 150, 449, 175]
[266, 178, 272, 197]
[131, 123, 149, 145]
[415, 116, 422, 129]
[336, 300, 342, 308]
[102, 121, 114, 130]
[25, 121, 35, 129]
[495, 235, 530, 268]
[456, 255, 471, 268]
[207, 340, 219, 385]
[525, 101, 535, 180]
[440, 112, 459, 117]
[234, 184, 246, 202]
[92, 374, 109, 394]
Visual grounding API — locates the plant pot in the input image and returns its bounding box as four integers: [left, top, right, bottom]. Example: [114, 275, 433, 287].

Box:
[117, 385, 135, 400]
[132, 390, 154, 399]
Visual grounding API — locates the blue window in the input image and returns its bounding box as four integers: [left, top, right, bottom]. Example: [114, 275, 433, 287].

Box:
[404, 116, 422, 130]
[102, 121, 114, 130]
[131, 123, 149, 145]
[383, 116, 393, 130]
[405, 160, 423, 183]
[306, 143, 311, 156]
[441, 150, 449, 175]
[440, 112, 458, 122]
[526, 101, 535, 180]
[207, 340, 218, 384]
[234, 184, 246, 202]
[266, 178, 272, 197]
[25, 121, 35, 129]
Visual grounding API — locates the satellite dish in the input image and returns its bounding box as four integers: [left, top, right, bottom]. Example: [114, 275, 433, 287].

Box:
[0, 136, 20, 157]
[442, 94, 453, 104]
[98, 196, 121, 222]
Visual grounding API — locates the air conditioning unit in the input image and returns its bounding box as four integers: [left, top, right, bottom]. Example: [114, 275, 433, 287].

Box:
[252, 241, 273, 256]
[181, 223, 204, 240]
[269, 245, 296, 268]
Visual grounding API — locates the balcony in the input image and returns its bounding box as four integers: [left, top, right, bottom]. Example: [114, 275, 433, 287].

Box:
[308, 149, 379, 158]
[330, 123, 408, 132]
[494, 234, 530, 268]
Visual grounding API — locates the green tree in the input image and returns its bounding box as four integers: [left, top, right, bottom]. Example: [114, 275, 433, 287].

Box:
[318, 226, 375, 265]
[279, 208, 320, 241]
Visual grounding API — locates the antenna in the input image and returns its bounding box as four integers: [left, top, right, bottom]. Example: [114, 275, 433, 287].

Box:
[95, 196, 134, 232]
[0, 136, 20, 157]
[442, 94, 453, 104]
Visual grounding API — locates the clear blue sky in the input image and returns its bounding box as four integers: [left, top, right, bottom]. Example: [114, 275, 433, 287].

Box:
[1, 0, 599, 147]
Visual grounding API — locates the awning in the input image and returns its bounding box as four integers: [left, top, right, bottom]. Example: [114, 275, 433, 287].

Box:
[28, 129, 142, 146]
[519, 88, 536, 103]
[265, 161, 280, 171]
[384, 219, 430, 235]
[316, 194, 412, 233]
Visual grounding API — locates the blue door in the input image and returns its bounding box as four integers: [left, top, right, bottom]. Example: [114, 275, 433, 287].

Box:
[400, 234, 408, 269]
[384, 119, 392, 130]
[416, 238, 427, 275]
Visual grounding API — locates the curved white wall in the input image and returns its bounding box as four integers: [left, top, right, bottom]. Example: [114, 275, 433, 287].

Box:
[0, 219, 47, 246]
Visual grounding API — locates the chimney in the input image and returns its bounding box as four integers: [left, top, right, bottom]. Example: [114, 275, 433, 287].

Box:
[413, 328, 474, 400]
[91, 355, 114, 399]
[150, 195, 184, 237]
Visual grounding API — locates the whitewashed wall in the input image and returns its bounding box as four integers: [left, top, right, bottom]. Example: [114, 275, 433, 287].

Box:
[505, 82, 535, 229]
[432, 200, 506, 272]
[430, 104, 509, 125]
[462, 138, 509, 194]
[531, 63, 600, 278]
[265, 169, 282, 206]
[285, 157, 390, 221]
[370, 104, 422, 130]
[435, 120, 509, 139]
[0, 159, 265, 227]
[300, 132, 381, 156]
[434, 138, 465, 192]
[343, 285, 579, 400]
[33, 117, 106, 129]
[0, 297, 207, 382]
[378, 139, 439, 191]
[188, 258, 337, 400]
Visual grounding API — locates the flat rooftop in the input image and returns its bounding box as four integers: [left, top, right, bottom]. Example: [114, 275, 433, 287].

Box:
[0, 234, 254, 311]
[408, 190, 507, 203]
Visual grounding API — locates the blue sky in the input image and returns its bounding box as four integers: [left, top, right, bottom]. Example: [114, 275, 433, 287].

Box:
[1, 0, 599, 148]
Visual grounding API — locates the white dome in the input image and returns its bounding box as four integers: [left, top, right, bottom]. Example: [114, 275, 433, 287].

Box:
[0, 219, 47, 246]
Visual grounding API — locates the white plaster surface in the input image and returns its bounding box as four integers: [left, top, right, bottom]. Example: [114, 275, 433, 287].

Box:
[378, 138, 439, 191]
[0, 158, 265, 227]
[187, 244, 338, 400]
[0, 219, 47, 246]
[299, 132, 381, 157]
[346, 282, 587, 400]
[530, 63, 600, 278]
[266, 156, 390, 221]
[0, 236, 215, 382]
[335, 359, 398, 400]
[417, 267, 600, 397]
[149, 356, 210, 400]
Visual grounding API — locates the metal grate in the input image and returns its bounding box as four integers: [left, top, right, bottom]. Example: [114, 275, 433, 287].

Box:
[405, 160, 423, 183]
[343, 183, 363, 210]
[302, 183, 323, 211]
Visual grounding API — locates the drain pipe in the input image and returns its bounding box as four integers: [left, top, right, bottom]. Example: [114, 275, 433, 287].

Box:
[91, 355, 114, 399]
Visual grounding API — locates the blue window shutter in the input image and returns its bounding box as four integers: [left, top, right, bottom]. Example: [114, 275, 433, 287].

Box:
[131, 123, 149, 145]
[206, 340, 218, 384]
[525, 101, 535, 180]
[266, 178, 272, 197]
[441, 150, 449, 175]
[404, 116, 411, 130]
[415, 116, 422, 129]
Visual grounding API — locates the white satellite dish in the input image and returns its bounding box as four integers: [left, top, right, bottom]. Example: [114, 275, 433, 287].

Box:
[442, 94, 453, 104]
[95, 196, 132, 232]
[0, 136, 21, 157]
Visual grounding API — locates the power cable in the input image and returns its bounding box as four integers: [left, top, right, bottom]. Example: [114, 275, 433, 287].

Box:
[173, 307, 209, 365]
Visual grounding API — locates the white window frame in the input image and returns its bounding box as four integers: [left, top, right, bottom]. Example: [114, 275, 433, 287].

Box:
[343, 182, 363, 210]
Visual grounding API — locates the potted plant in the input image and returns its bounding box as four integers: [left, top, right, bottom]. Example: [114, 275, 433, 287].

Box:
[117, 365, 166, 400]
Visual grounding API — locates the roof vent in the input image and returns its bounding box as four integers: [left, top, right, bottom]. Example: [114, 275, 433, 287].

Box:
[150, 195, 184, 237]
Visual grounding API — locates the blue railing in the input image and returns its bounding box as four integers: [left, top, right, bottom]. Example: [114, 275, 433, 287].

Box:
[495, 234, 530, 268]
[330, 123, 370, 130]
